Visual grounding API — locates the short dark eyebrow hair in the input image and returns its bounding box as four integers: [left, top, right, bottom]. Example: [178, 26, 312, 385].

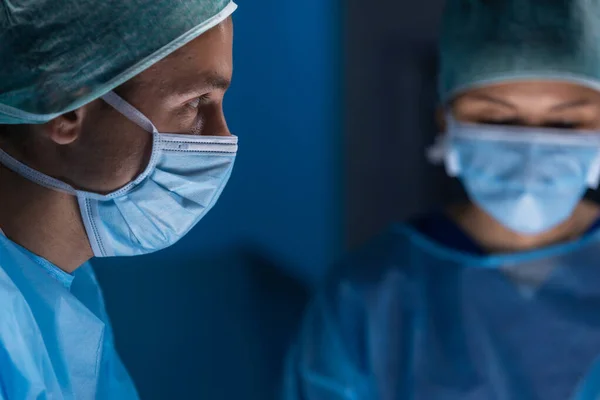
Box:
[465, 94, 516, 110]
[115, 69, 232, 105]
[203, 72, 231, 91]
[165, 71, 232, 100]
[464, 94, 594, 112]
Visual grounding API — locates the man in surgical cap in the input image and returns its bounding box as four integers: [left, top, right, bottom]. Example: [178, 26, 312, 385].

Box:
[284, 0, 600, 399]
[0, 0, 237, 398]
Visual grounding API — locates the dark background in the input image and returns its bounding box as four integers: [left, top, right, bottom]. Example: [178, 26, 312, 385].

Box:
[92, 0, 457, 398]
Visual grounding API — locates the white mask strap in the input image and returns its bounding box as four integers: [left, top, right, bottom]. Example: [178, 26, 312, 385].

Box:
[442, 113, 461, 176]
[586, 150, 600, 188]
[445, 148, 460, 177]
[0, 148, 76, 195]
[101, 91, 157, 134]
[426, 135, 461, 177]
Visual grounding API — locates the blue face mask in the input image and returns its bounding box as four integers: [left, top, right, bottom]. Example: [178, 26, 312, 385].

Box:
[0, 92, 237, 257]
[428, 117, 600, 235]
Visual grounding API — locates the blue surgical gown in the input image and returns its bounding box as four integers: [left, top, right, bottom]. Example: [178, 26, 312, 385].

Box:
[284, 213, 600, 400]
[0, 233, 138, 399]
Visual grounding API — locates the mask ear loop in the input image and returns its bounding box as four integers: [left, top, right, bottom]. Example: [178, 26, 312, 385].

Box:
[426, 112, 462, 177]
[100, 91, 162, 193]
[586, 149, 600, 188]
[444, 147, 460, 177]
[426, 136, 460, 176]
[444, 112, 462, 177]
[101, 91, 156, 133]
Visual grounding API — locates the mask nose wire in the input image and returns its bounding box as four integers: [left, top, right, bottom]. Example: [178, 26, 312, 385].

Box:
[101, 91, 157, 134]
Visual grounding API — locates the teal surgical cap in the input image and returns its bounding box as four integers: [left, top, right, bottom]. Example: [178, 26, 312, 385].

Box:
[0, 0, 237, 124]
[439, 0, 600, 102]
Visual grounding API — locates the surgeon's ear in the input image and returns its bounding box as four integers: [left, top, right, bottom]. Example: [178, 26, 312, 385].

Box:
[436, 106, 447, 133]
[42, 108, 86, 145]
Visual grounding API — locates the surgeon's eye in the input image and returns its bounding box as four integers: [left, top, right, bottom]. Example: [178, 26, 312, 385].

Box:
[187, 94, 212, 110]
[478, 118, 521, 126]
[186, 94, 213, 135]
[543, 121, 579, 130]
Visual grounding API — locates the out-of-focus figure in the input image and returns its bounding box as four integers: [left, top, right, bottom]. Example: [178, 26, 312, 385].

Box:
[284, 0, 600, 399]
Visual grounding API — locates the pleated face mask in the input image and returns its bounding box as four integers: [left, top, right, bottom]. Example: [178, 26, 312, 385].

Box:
[428, 116, 600, 235]
[0, 92, 237, 257]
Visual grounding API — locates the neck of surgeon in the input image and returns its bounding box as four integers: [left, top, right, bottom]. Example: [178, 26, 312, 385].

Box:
[0, 158, 92, 273]
[450, 201, 600, 254]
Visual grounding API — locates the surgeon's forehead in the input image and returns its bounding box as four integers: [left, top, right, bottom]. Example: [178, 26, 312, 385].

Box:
[127, 18, 233, 97]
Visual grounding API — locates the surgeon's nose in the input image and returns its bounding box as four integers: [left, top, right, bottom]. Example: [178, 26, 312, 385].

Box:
[204, 107, 232, 137]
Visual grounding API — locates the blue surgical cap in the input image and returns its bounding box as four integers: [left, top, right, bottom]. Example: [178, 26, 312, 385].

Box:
[439, 0, 600, 102]
[0, 0, 237, 124]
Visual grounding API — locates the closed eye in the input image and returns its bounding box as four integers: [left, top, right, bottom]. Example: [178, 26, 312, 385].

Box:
[187, 94, 212, 110]
[478, 119, 521, 126]
[478, 119, 580, 130]
[542, 121, 579, 129]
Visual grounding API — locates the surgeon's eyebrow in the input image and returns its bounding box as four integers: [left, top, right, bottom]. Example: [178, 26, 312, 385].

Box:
[200, 72, 231, 91]
[165, 71, 232, 100]
[466, 94, 516, 110]
[550, 99, 592, 111]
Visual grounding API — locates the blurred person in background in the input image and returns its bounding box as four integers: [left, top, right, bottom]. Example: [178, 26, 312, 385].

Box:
[0, 0, 237, 398]
[284, 0, 600, 399]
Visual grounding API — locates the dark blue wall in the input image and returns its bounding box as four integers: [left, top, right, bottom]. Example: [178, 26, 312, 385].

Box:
[93, 1, 342, 399]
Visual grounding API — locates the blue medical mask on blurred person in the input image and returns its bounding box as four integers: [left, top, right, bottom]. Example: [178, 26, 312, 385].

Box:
[428, 116, 600, 235]
[0, 92, 237, 257]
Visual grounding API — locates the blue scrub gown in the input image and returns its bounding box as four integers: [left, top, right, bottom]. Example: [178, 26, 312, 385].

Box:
[0, 233, 138, 399]
[284, 213, 600, 400]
